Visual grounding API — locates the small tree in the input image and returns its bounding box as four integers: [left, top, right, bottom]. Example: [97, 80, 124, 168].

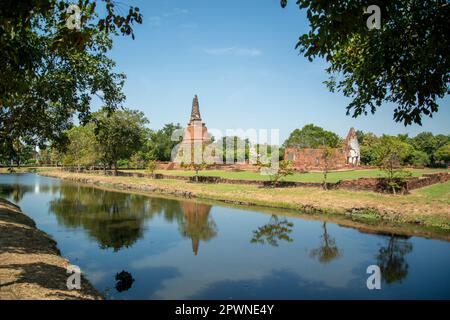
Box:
[261, 160, 294, 187]
[146, 160, 157, 176]
[130, 153, 146, 169]
[181, 161, 209, 181]
[377, 138, 412, 194]
[194, 162, 208, 178]
[179, 143, 211, 181]
[321, 147, 336, 190]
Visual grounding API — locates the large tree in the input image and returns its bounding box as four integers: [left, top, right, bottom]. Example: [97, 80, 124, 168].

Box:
[411, 132, 450, 165]
[146, 123, 183, 161]
[0, 1, 142, 150]
[94, 108, 149, 174]
[281, 0, 449, 125]
[434, 143, 450, 167]
[0, 138, 35, 167]
[63, 123, 99, 169]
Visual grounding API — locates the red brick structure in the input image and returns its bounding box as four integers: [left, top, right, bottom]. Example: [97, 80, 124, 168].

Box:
[181, 95, 209, 145]
[173, 95, 211, 164]
[285, 128, 361, 171]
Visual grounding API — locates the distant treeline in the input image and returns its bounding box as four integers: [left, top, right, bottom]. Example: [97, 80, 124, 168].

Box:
[1, 109, 449, 169]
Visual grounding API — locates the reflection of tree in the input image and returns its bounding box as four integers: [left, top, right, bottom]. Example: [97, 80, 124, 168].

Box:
[376, 235, 412, 284]
[251, 215, 294, 247]
[178, 202, 216, 255]
[0, 184, 33, 203]
[310, 222, 341, 263]
[49, 185, 184, 251]
[47, 184, 220, 254]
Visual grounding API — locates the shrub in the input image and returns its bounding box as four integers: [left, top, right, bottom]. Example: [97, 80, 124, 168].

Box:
[260, 160, 294, 187]
[146, 160, 157, 175]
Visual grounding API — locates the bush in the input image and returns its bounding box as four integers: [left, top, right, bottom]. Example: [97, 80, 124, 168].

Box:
[117, 159, 130, 169]
[406, 150, 430, 167]
[25, 159, 37, 165]
[360, 145, 378, 165]
[146, 160, 157, 175]
[434, 144, 450, 167]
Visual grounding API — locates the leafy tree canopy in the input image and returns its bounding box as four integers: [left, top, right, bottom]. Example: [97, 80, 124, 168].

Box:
[281, 0, 449, 125]
[283, 124, 341, 148]
[411, 132, 449, 156]
[147, 123, 183, 162]
[0, 0, 142, 150]
[358, 130, 448, 167]
[63, 123, 99, 167]
[434, 143, 450, 166]
[94, 108, 149, 172]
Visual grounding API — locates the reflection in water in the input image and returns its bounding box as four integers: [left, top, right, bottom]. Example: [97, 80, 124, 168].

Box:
[0, 184, 33, 203]
[179, 202, 217, 255]
[0, 182, 60, 203]
[377, 235, 413, 284]
[2, 174, 450, 299]
[115, 270, 135, 293]
[47, 184, 216, 255]
[49, 186, 155, 251]
[310, 222, 341, 264]
[251, 215, 294, 247]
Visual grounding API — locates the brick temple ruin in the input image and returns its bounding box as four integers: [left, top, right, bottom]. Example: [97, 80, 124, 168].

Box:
[285, 128, 361, 171]
[170, 95, 361, 171]
[173, 95, 211, 164]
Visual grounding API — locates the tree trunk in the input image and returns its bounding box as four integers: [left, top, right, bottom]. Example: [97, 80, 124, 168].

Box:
[322, 170, 328, 190]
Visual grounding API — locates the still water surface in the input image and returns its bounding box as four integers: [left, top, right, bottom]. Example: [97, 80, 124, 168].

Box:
[1, 173, 449, 299]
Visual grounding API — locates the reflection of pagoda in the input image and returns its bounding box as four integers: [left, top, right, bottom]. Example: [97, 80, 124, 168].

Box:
[174, 95, 211, 163]
[180, 201, 216, 255]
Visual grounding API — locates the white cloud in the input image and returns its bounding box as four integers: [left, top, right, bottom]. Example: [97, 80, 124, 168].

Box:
[203, 47, 263, 57]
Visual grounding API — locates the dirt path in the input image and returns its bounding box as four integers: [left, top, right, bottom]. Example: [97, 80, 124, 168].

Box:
[0, 198, 102, 300]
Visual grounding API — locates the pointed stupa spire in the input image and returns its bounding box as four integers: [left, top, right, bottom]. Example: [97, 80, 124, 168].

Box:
[190, 94, 202, 122]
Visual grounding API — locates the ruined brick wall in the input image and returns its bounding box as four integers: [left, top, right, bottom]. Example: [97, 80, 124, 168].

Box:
[406, 173, 449, 190]
[335, 178, 382, 192]
[284, 127, 361, 170]
[335, 172, 449, 193]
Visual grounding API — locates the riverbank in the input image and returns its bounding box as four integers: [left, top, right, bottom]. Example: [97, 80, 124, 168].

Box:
[0, 198, 102, 300]
[39, 170, 450, 233]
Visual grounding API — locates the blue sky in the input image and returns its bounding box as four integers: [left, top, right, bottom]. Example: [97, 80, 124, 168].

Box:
[101, 0, 449, 142]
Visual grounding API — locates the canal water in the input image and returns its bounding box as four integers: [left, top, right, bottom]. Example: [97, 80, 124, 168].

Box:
[1, 173, 449, 299]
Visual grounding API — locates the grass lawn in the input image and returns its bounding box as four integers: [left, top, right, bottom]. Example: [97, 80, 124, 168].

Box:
[0, 167, 58, 174]
[3, 167, 446, 183]
[145, 168, 449, 183]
